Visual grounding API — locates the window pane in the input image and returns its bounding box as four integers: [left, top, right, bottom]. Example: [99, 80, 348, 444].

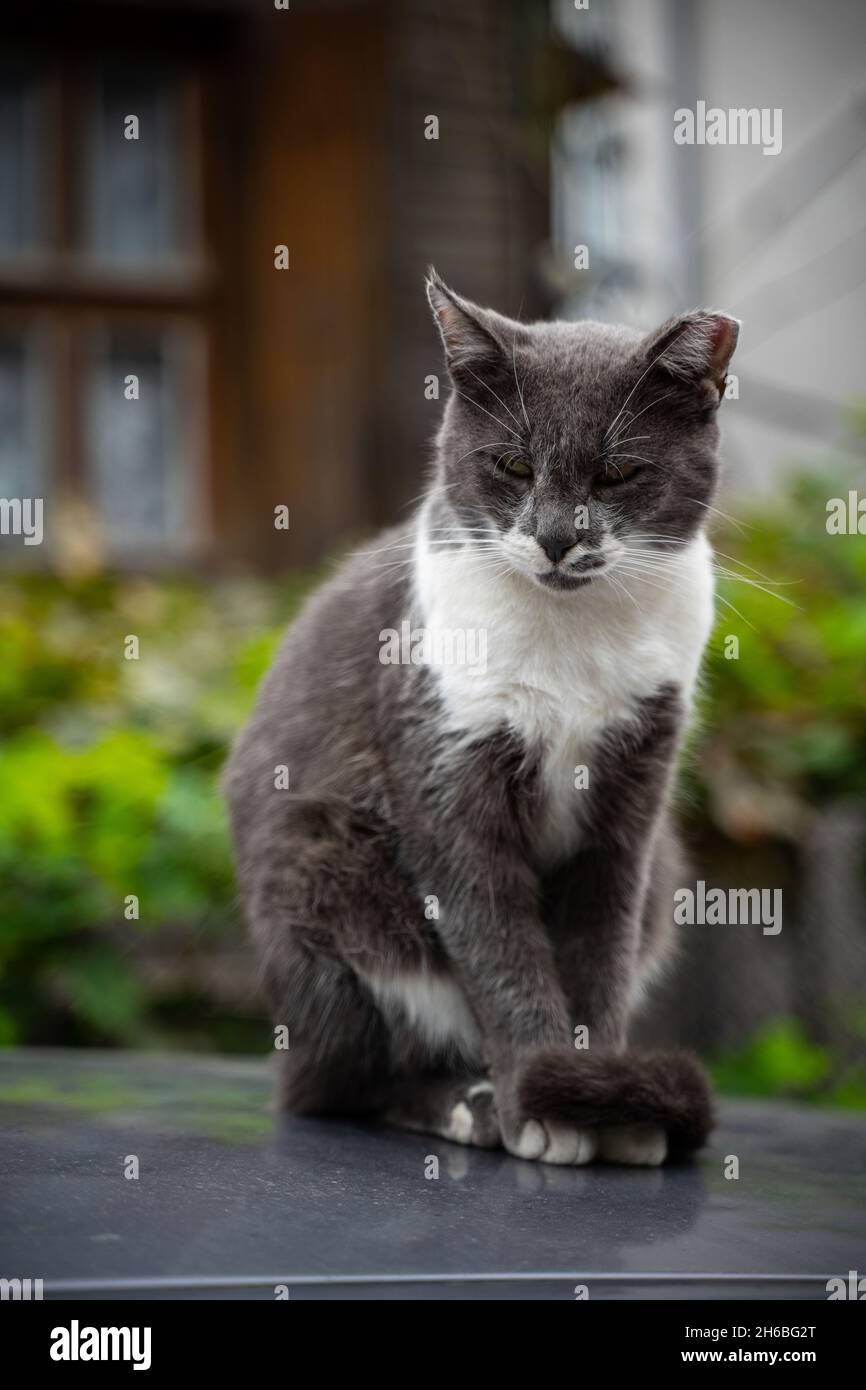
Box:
[0, 63, 43, 254]
[87, 332, 190, 547]
[86, 66, 191, 265]
[0, 332, 47, 499]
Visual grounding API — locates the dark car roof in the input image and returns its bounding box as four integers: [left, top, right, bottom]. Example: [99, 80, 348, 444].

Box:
[1, 1049, 864, 1300]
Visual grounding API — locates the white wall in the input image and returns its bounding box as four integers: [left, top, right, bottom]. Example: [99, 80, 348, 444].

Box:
[557, 0, 866, 497]
[678, 0, 866, 493]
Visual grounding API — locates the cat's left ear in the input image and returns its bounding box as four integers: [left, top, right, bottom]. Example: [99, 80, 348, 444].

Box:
[426, 268, 527, 385]
[641, 309, 740, 403]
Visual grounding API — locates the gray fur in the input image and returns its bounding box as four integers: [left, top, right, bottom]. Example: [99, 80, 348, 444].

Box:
[223, 273, 738, 1162]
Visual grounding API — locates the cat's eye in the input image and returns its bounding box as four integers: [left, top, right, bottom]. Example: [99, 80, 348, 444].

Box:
[596, 460, 642, 487]
[501, 457, 533, 479]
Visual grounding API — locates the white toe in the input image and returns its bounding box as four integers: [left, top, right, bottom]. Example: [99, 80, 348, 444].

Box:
[542, 1123, 597, 1165]
[598, 1124, 667, 1166]
[447, 1101, 474, 1144]
[514, 1119, 547, 1159]
[571, 1128, 599, 1165]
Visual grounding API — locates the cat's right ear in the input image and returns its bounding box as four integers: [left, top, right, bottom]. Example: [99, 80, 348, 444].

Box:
[640, 309, 740, 404]
[426, 269, 516, 384]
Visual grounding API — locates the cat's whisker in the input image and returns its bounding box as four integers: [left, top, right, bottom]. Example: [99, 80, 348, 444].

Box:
[615, 555, 762, 630]
[473, 564, 515, 580]
[622, 530, 797, 604]
[362, 532, 501, 557]
[617, 540, 685, 555]
[424, 535, 500, 543]
[450, 441, 515, 467]
[612, 555, 699, 587]
[374, 534, 508, 561]
[615, 541, 686, 560]
[611, 545, 681, 566]
[684, 496, 752, 536]
[426, 535, 504, 547]
[607, 453, 664, 471]
[601, 567, 642, 614]
[425, 525, 500, 535]
[710, 547, 798, 586]
[402, 476, 472, 510]
[614, 562, 680, 580]
[609, 453, 659, 465]
[608, 434, 651, 446]
[453, 389, 521, 440]
[613, 555, 681, 577]
[605, 330, 688, 442]
[364, 558, 418, 575]
[461, 364, 524, 432]
[623, 531, 684, 541]
[356, 521, 501, 558]
[711, 567, 800, 608]
[357, 546, 425, 564]
[368, 550, 504, 572]
[607, 388, 676, 446]
[367, 550, 504, 575]
[706, 589, 757, 631]
[629, 546, 794, 605]
[615, 534, 692, 552]
[424, 544, 502, 551]
[609, 566, 680, 603]
[490, 450, 530, 477]
[512, 339, 531, 431]
[614, 563, 735, 625]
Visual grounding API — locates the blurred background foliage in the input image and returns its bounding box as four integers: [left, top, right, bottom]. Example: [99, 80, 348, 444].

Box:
[694, 468, 866, 826]
[0, 572, 314, 1053]
[1, 464, 865, 1106]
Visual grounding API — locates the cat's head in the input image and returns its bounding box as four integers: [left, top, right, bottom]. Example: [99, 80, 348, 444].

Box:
[426, 270, 739, 593]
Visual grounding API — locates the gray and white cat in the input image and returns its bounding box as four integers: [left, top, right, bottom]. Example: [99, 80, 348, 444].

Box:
[224, 273, 739, 1166]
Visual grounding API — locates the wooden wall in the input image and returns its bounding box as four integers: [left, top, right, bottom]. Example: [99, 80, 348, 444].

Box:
[217, 0, 548, 567]
[373, 0, 546, 533]
[210, 2, 387, 568]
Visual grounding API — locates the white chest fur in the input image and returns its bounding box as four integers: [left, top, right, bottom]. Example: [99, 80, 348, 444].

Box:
[413, 521, 715, 862]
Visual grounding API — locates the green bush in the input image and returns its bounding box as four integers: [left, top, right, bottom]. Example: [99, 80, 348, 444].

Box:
[0, 571, 313, 1048]
[692, 466, 866, 1108]
[692, 471, 866, 826]
[710, 1018, 866, 1110]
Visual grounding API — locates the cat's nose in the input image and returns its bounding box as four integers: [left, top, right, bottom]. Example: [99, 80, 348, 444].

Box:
[537, 533, 575, 565]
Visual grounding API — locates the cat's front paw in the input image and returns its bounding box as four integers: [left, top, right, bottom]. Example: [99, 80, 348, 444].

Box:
[513, 1045, 714, 1164]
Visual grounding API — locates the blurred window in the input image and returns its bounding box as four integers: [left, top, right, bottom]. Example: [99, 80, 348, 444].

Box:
[87, 328, 199, 550]
[85, 65, 195, 270]
[0, 55, 208, 561]
[0, 330, 48, 498]
[0, 63, 44, 255]
[554, 99, 632, 321]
